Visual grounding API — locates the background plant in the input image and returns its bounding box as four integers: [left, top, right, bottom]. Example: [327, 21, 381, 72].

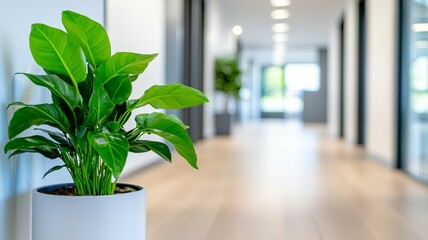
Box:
[4, 11, 208, 195]
[215, 56, 242, 113]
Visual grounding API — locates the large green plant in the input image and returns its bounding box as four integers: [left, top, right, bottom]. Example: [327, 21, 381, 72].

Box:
[215, 56, 242, 112]
[4, 11, 208, 195]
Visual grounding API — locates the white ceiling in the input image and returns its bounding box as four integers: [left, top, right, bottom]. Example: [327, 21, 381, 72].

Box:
[217, 0, 347, 49]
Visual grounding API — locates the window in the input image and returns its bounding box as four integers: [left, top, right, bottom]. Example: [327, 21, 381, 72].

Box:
[284, 64, 320, 92]
[261, 66, 285, 114]
[260, 63, 320, 118]
[401, 0, 428, 179]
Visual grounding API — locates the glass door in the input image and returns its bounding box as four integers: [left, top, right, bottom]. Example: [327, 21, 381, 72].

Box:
[260, 66, 285, 118]
[402, 0, 428, 179]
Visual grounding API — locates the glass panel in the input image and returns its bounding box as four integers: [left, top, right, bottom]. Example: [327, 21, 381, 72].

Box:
[261, 66, 285, 113]
[260, 64, 319, 117]
[284, 64, 320, 92]
[405, 0, 428, 179]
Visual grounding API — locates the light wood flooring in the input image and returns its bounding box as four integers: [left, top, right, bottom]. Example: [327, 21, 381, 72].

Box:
[125, 120, 428, 240]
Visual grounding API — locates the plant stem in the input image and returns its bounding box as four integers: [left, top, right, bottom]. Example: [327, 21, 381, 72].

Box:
[224, 93, 230, 114]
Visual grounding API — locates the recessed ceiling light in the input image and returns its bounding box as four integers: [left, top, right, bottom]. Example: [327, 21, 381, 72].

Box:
[271, 0, 291, 7]
[273, 33, 288, 42]
[232, 25, 243, 36]
[272, 23, 289, 33]
[271, 9, 290, 20]
[412, 23, 428, 32]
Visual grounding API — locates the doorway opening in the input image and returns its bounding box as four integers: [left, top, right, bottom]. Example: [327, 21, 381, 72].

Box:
[260, 64, 321, 120]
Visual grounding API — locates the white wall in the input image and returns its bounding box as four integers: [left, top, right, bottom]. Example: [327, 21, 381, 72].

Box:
[327, 0, 398, 165]
[327, 0, 362, 144]
[106, 0, 166, 175]
[0, 2, 105, 240]
[344, 0, 359, 144]
[366, 0, 398, 164]
[327, 21, 341, 137]
[204, 0, 235, 137]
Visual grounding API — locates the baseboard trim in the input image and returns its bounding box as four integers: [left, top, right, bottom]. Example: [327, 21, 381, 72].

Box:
[366, 153, 394, 169]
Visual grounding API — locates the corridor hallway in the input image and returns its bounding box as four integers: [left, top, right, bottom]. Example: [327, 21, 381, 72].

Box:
[126, 120, 428, 240]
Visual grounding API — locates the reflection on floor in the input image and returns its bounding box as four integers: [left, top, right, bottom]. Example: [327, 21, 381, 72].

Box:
[125, 120, 428, 240]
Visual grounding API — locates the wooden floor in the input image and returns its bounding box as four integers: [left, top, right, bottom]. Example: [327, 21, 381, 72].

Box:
[125, 120, 428, 240]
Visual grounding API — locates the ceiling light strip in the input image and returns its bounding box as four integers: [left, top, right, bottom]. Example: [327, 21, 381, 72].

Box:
[271, 0, 292, 7]
[271, 9, 290, 20]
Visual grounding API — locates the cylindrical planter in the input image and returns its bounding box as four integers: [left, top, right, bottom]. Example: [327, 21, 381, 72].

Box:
[32, 183, 146, 240]
[215, 113, 232, 135]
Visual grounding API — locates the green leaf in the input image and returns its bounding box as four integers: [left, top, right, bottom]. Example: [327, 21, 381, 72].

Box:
[29, 24, 87, 87]
[76, 127, 89, 152]
[79, 66, 95, 105]
[88, 131, 129, 178]
[84, 78, 115, 127]
[7, 102, 27, 109]
[95, 52, 158, 84]
[5, 135, 58, 152]
[129, 74, 139, 82]
[43, 69, 74, 86]
[20, 73, 80, 110]
[135, 112, 198, 169]
[34, 128, 70, 147]
[130, 140, 171, 162]
[104, 76, 132, 104]
[43, 165, 67, 179]
[215, 56, 242, 97]
[8, 104, 71, 139]
[162, 114, 188, 129]
[9, 149, 60, 159]
[62, 10, 111, 67]
[106, 121, 121, 133]
[4, 135, 60, 159]
[131, 83, 209, 110]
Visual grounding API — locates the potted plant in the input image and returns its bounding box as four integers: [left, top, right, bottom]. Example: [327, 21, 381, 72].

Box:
[4, 11, 208, 240]
[214, 56, 242, 135]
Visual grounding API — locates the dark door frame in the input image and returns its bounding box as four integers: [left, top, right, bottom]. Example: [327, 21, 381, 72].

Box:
[339, 17, 345, 138]
[183, 0, 205, 141]
[397, 0, 409, 170]
[357, 0, 366, 145]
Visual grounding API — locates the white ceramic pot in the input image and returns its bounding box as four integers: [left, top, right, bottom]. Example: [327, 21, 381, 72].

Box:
[32, 183, 146, 240]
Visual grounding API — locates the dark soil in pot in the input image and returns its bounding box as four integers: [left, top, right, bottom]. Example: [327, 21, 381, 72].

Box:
[40, 183, 140, 196]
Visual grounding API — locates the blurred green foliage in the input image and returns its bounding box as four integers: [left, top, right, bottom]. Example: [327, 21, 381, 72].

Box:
[215, 56, 242, 98]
